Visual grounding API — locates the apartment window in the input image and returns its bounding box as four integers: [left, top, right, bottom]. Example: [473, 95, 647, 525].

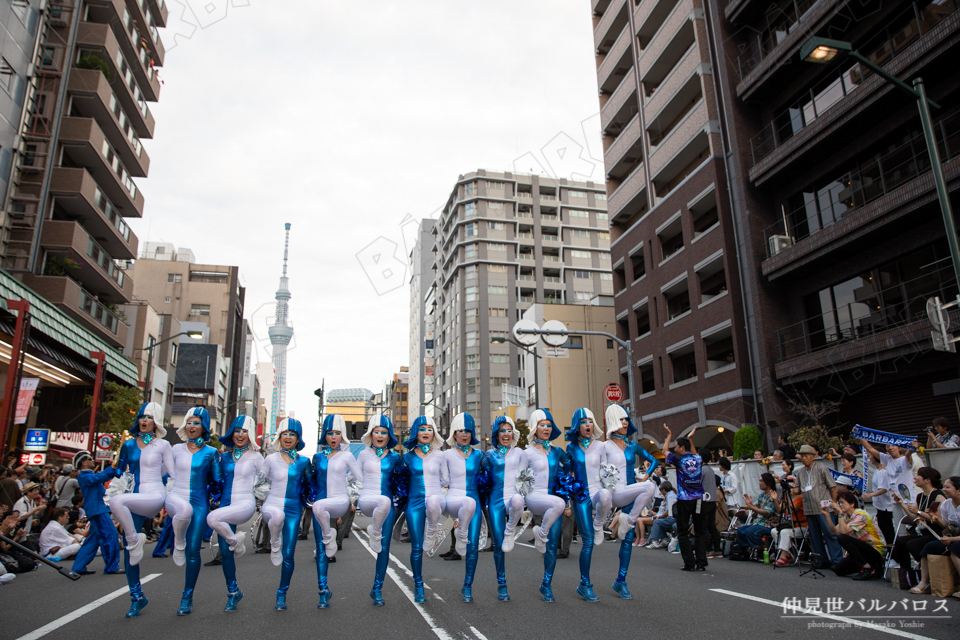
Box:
[167, 273, 182, 283]
[487, 243, 507, 252]
[569, 209, 589, 218]
[487, 201, 505, 210]
[465, 286, 477, 302]
[668, 341, 697, 384]
[465, 223, 478, 237]
[488, 286, 507, 295]
[467, 402, 479, 412]
[596, 193, 607, 201]
[658, 215, 684, 262]
[571, 250, 591, 259]
[464, 182, 477, 196]
[485, 180, 505, 189]
[662, 274, 691, 321]
[490, 377, 510, 388]
[692, 191, 719, 238]
[487, 264, 507, 273]
[563, 336, 584, 349]
[489, 308, 508, 317]
[607, 339, 614, 349]
[488, 221, 506, 231]
[465, 243, 477, 259]
[465, 265, 477, 279]
[630, 248, 645, 282]
[568, 190, 588, 199]
[635, 300, 651, 336]
[704, 324, 735, 372]
[466, 308, 478, 324]
[597, 212, 609, 221]
[614, 262, 627, 293]
[466, 331, 477, 347]
[466, 355, 479, 370]
[164, 297, 171, 303]
[598, 231, 610, 240]
[572, 229, 589, 238]
[696, 253, 727, 304]
[11, 1, 28, 22]
[466, 377, 478, 395]
[0, 59, 15, 94]
[573, 270, 590, 278]
[574, 292, 592, 302]
[639, 360, 655, 394]
[490, 354, 509, 364]
[600, 273, 612, 281]
[617, 314, 629, 341]
[465, 202, 477, 218]
[190, 304, 210, 316]
[490, 330, 507, 342]
[170, 343, 178, 365]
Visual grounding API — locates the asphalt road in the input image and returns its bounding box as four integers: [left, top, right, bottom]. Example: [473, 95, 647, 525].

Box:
[2, 514, 957, 640]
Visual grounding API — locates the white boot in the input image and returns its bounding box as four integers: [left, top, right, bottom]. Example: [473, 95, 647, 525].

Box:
[127, 533, 147, 566]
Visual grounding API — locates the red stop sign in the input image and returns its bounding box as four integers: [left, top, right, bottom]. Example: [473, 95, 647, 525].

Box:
[604, 384, 624, 402]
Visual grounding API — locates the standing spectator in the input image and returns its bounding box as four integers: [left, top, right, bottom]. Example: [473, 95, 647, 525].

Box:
[71, 454, 122, 575]
[777, 434, 796, 461]
[821, 490, 886, 579]
[557, 505, 574, 559]
[796, 444, 842, 568]
[12, 482, 44, 535]
[926, 417, 959, 449]
[662, 424, 707, 571]
[752, 451, 763, 460]
[719, 457, 739, 510]
[862, 458, 894, 544]
[858, 437, 917, 508]
[736, 473, 780, 551]
[53, 465, 80, 508]
[701, 464, 722, 558]
[0, 466, 21, 513]
[779, 459, 796, 482]
[39, 508, 85, 560]
[840, 453, 862, 480]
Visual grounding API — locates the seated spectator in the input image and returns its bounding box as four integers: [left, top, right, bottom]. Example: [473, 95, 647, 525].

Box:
[822, 490, 886, 580]
[642, 481, 677, 548]
[0, 510, 38, 574]
[771, 485, 807, 566]
[890, 467, 945, 569]
[0, 466, 21, 514]
[913, 476, 960, 595]
[39, 508, 86, 560]
[926, 417, 960, 449]
[735, 473, 779, 550]
[12, 482, 44, 535]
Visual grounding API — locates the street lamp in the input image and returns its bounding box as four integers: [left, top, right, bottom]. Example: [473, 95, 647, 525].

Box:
[491, 335, 541, 410]
[799, 36, 960, 285]
[139, 331, 204, 403]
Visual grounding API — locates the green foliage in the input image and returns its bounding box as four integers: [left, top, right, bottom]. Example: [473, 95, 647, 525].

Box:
[515, 419, 529, 450]
[786, 424, 850, 456]
[43, 252, 83, 277]
[733, 424, 764, 459]
[86, 381, 142, 451]
[76, 54, 111, 79]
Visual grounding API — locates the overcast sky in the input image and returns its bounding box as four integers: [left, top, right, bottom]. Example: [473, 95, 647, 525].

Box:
[137, 0, 605, 444]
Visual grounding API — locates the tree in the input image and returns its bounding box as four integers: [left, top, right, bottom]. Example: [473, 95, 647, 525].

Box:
[515, 419, 529, 450]
[733, 424, 764, 459]
[87, 381, 142, 452]
[785, 391, 842, 428]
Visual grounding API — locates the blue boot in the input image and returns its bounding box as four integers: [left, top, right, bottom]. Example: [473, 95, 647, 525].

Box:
[576, 583, 599, 602]
[275, 594, 287, 611]
[612, 581, 632, 599]
[539, 583, 555, 603]
[318, 588, 332, 609]
[125, 596, 148, 618]
[497, 585, 510, 601]
[225, 590, 243, 612]
[176, 597, 193, 616]
[461, 585, 473, 603]
[370, 587, 384, 606]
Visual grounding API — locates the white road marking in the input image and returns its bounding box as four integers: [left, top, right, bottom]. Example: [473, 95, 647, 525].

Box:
[352, 524, 442, 600]
[469, 626, 491, 640]
[710, 588, 938, 640]
[17, 573, 162, 640]
[355, 530, 455, 640]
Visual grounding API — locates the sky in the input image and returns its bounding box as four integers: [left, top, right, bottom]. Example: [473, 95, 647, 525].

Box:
[137, 0, 607, 444]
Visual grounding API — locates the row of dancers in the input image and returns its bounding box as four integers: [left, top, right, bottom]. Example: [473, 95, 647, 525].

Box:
[106, 401, 659, 616]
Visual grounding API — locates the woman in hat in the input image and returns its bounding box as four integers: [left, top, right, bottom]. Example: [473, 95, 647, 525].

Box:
[164, 407, 223, 615]
[602, 404, 659, 599]
[443, 413, 485, 603]
[401, 415, 446, 603]
[261, 418, 314, 610]
[485, 415, 527, 602]
[206, 415, 264, 612]
[357, 413, 403, 606]
[565, 407, 611, 602]
[524, 409, 569, 602]
[110, 401, 175, 618]
[310, 414, 361, 608]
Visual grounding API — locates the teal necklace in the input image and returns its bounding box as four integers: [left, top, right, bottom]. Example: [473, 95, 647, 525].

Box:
[321, 446, 335, 456]
[418, 444, 432, 455]
[188, 437, 205, 447]
[456, 444, 471, 455]
[579, 437, 592, 450]
[283, 448, 298, 461]
[375, 447, 386, 457]
[496, 444, 510, 456]
[232, 445, 249, 461]
[611, 434, 627, 440]
[139, 433, 155, 445]
[535, 439, 551, 451]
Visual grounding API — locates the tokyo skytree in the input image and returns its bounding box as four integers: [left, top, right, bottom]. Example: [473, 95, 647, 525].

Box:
[268, 223, 293, 422]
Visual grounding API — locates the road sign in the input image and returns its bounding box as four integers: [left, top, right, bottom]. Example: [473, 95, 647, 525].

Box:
[97, 434, 113, 450]
[24, 428, 50, 452]
[95, 448, 112, 462]
[604, 384, 624, 403]
[541, 320, 569, 347]
[20, 452, 46, 466]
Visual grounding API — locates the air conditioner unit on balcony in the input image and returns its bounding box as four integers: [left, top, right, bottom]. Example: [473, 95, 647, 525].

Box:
[768, 235, 793, 256]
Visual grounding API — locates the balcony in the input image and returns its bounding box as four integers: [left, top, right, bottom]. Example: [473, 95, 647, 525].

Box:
[601, 73, 639, 137]
[19, 274, 128, 348]
[648, 100, 710, 177]
[39, 220, 133, 302]
[604, 113, 643, 177]
[594, 0, 629, 52]
[145, 0, 169, 27]
[643, 45, 701, 127]
[127, 0, 167, 65]
[49, 168, 138, 258]
[598, 23, 634, 94]
[608, 163, 648, 227]
[636, 0, 683, 49]
[58, 117, 145, 215]
[638, 6, 698, 90]
[87, 0, 164, 99]
[76, 22, 156, 122]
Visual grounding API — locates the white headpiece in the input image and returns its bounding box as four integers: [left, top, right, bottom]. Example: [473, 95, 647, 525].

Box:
[605, 404, 630, 438]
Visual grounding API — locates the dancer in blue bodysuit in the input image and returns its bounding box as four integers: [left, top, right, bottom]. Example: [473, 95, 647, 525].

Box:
[401, 415, 445, 603]
[261, 418, 315, 611]
[565, 407, 611, 602]
[311, 414, 361, 608]
[110, 402, 175, 617]
[164, 407, 223, 615]
[603, 404, 658, 600]
[357, 413, 403, 606]
[207, 416, 263, 612]
[486, 415, 526, 602]
[70, 451, 121, 575]
[444, 413, 486, 603]
[525, 409, 569, 602]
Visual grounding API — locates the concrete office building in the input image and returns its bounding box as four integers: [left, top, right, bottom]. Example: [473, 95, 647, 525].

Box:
[385, 367, 410, 442]
[703, 0, 960, 436]
[589, 0, 756, 447]
[255, 361, 277, 435]
[430, 170, 612, 443]
[408, 219, 436, 423]
[131, 242, 246, 425]
[325, 387, 376, 440]
[120, 300, 181, 432]
[1, 0, 42, 204]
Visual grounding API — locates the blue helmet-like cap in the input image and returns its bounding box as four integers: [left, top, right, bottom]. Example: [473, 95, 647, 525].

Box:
[404, 415, 443, 450]
[130, 402, 167, 438]
[362, 413, 398, 450]
[178, 406, 211, 442]
[446, 413, 479, 447]
[220, 415, 256, 447]
[565, 407, 597, 441]
[529, 408, 561, 442]
[319, 414, 351, 450]
[273, 418, 305, 452]
[490, 415, 519, 447]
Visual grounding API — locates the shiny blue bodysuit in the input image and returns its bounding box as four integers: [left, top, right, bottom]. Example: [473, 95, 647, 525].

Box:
[566, 441, 597, 586]
[216, 453, 240, 593]
[115, 440, 147, 601]
[542, 447, 571, 587]
[311, 452, 331, 596]
[615, 442, 659, 583]
[486, 449, 517, 586]
[177, 446, 222, 601]
[402, 452, 428, 588]
[461, 450, 486, 588]
[276, 456, 314, 596]
[367, 452, 402, 592]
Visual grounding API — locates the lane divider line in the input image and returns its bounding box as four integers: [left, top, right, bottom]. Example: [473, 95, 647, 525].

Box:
[710, 588, 937, 640]
[17, 573, 162, 640]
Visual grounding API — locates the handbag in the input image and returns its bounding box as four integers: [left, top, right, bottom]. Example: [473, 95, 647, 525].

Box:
[890, 566, 921, 590]
[928, 554, 958, 597]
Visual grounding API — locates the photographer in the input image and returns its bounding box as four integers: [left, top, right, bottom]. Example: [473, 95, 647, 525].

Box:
[771, 474, 807, 566]
[821, 490, 885, 579]
[925, 417, 959, 449]
[0, 510, 37, 574]
[735, 473, 780, 551]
